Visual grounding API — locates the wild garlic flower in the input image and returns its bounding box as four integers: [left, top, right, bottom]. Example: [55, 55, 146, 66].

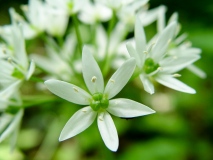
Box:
[11, 0, 69, 39]
[0, 110, 23, 145]
[78, 1, 112, 24]
[45, 46, 155, 151]
[127, 16, 199, 94]
[31, 35, 76, 81]
[158, 12, 206, 79]
[45, 0, 89, 15]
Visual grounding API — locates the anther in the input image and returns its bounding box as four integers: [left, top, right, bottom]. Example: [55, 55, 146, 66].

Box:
[172, 74, 181, 77]
[157, 67, 163, 71]
[7, 57, 12, 63]
[82, 109, 87, 113]
[73, 87, 79, 92]
[21, 5, 28, 12]
[91, 76, 97, 83]
[110, 79, 115, 83]
[99, 117, 103, 121]
[147, 43, 155, 52]
[143, 51, 148, 54]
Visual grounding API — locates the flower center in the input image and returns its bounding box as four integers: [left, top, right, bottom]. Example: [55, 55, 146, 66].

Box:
[144, 58, 159, 74]
[90, 92, 109, 111]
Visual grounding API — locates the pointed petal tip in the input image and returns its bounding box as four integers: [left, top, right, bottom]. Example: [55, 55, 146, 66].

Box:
[58, 135, 67, 142]
[110, 145, 118, 152]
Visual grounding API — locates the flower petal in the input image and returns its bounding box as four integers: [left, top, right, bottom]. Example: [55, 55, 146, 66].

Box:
[26, 60, 35, 80]
[97, 112, 118, 152]
[187, 64, 206, 79]
[126, 43, 142, 67]
[82, 46, 104, 94]
[59, 107, 97, 141]
[0, 109, 23, 142]
[155, 74, 196, 94]
[107, 98, 155, 118]
[160, 55, 200, 73]
[140, 74, 155, 94]
[104, 58, 136, 99]
[151, 21, 177, 62]
[135, 15, 146, 66]
[45, 79, 91, 105]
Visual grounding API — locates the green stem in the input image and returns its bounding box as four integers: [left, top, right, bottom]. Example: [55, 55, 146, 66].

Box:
[72, 14, 82, 53]
[29, 76, 44, 83]
[102, 11, 117, 76]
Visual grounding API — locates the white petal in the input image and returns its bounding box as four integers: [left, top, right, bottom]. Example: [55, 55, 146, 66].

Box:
[140, 74, 155, 94]
[187, 64, 206, 79]
[107, 98, 155, 118]
[59, 107, 97, 141]
[151, 21, 177, 62]
[157, 5, 167, 33]
[82, 46, 104, 94]
[104, 58, 136, 99]
[155, 74, 196, 94]
[26, 60, 35, 80]
[135, 16, 146, 66]
[126, 43, 141, 67]
[45, 79, 91, 105]
[97, 112, 118, 152]
[160, 55, 200, 73]
[0, 109, 23, 142]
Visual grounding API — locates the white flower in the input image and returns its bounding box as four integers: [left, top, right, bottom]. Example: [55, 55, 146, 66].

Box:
[45, 46, 155, 151]
[19, 0, 69, 38]
[45, 0, 88, 15]
[0, 10, 35, 81]
[127, 16, 199, 94]
[78, 1, 112, 24]
[0, 110, 23, 146]
[31, 35, 76, 81]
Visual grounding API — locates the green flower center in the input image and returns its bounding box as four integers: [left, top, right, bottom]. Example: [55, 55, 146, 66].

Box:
[144, 58, 159, 74]
[90, 93, 109, 111]
[12, 68, 24, 79]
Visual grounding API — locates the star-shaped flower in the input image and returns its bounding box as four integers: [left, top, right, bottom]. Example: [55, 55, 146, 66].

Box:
[127, 16, 199, 94]
[45, 46, 155, 151]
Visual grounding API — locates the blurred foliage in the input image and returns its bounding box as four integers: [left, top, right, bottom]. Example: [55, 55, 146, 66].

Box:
[0, 0, 213, 160]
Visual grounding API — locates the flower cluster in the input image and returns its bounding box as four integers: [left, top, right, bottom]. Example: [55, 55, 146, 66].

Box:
[0, 0, 205, 152]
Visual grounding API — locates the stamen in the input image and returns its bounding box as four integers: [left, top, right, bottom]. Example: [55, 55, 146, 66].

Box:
[73, 87, 79, 92]
[98, 113, 104, 121]
[7, 57, 13, 63]
[110, 79, 115, 83]
[157, 67, 163, 71]
[147, 42, 155, 52]
[143, 51, 148, 54]
[91, 76, 97, 83]
[173, 74, 181, 77]
[82, 108, 87, 113]
[21, 5, 28, 12]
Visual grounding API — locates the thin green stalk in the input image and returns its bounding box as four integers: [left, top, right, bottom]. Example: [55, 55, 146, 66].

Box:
[72, 14, 82, 53]
[102, 11, 117, 76]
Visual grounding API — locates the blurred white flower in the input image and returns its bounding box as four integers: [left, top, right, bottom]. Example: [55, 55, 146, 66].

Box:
[10, 0, 69, 39]
[31, 35, 76, 81]
[45, 0, 89, 15]
[78, 2, 112, 24]
[45, 46, 155, 151]
[127, 16, 199, 94]
[0, 110, 23, 148]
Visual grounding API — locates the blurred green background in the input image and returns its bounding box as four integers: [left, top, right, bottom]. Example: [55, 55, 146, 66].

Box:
[0, 0, 213, 160]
